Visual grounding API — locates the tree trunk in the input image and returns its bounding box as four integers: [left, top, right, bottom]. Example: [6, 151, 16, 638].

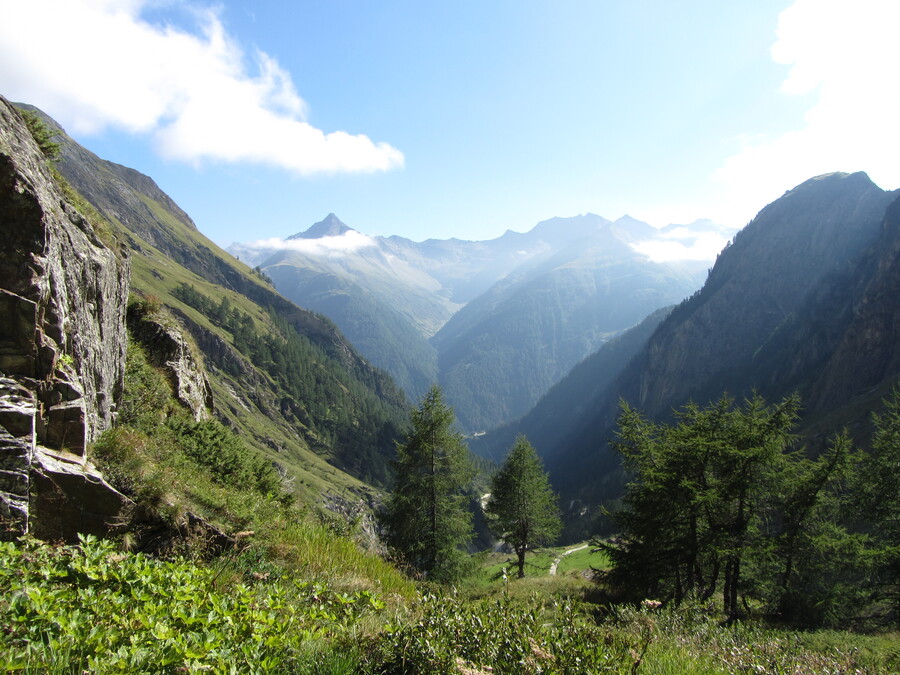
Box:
[516, 546, 526, 578]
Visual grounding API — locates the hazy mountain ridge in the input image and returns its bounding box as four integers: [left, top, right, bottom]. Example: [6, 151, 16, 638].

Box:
[629, 171, 893, 416]
[433, 236, 707, 431]
[470, 305, 674, 463]
[503, 171, 900, 517]
[235, 213, 726, 430]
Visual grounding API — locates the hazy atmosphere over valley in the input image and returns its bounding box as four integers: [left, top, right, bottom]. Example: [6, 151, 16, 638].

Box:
[1, 1, 899, 671]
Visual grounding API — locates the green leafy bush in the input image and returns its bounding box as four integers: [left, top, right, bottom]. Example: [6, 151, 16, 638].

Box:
[167, 417, 284, 497]
[363, 592, 638, 674]
[0, 535, 382, 673]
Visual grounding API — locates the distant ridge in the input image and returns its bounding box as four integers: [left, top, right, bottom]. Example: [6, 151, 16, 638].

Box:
[235, 212, 726, 429]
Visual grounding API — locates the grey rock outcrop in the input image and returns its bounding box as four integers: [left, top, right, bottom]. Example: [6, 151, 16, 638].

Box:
[0, 97, 132, 539]
[127, 306, 214, 421]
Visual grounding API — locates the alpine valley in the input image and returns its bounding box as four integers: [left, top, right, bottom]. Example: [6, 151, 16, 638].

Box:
[231, 212, 731, 433]
[2, 96, 900, 670]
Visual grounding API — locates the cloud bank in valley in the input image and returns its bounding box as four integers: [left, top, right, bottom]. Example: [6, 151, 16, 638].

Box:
[0, 0, 404, 175]
[248, 231, 378, 257]
[631, 222, 734, 263]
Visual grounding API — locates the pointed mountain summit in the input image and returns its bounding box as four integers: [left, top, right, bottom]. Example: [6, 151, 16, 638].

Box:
[289, 213, 353, 240]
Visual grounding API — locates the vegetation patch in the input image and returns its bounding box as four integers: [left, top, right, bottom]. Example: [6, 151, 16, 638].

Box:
[0, 535, 384, 673]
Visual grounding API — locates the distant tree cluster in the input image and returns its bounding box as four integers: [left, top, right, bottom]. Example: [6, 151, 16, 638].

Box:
[19, 108, 61, 161]
[252, 265, 275, 287]
[606, 392, 900, 628]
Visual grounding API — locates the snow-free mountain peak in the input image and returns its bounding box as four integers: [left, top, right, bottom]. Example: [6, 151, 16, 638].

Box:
[288, 213, 353, 240]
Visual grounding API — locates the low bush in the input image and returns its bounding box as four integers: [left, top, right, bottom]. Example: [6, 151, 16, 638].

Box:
[362, 591, 640, 674]
[0, 535, 383, 673]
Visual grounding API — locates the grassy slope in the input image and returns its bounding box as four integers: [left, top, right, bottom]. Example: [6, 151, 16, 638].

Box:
[124, 214, 370, 501]
[26, 102, 411, 503]
[473, 541, 611, 588]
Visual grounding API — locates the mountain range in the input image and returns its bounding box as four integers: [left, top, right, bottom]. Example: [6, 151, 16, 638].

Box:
[474, 171, 900, 535]
[231, 213, 733, 432]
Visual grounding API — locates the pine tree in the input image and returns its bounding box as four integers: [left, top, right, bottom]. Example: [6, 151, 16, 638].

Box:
[486, 435, 561, 578]
[608, 394, 803, 620]
[382, 385, 475, 583]
[859, 389, 900, 626]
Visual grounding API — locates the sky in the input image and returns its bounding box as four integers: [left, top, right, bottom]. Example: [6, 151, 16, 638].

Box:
[1, 0, 899, 249]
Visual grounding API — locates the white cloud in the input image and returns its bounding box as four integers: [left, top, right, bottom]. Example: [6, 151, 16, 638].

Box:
[0, 0, 404, 174]
[249, 231, 377, 257]
[709, 0, 900, 226]
[631, 231, 731, 263]
[656, 226, 698, 241]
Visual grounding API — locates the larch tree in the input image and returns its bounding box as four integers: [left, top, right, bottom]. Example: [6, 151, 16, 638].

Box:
[858, 388, 900, 627]
[382, 385, 475, 584]
[608, 394, 810, 621]
[486, 435, 561, 578]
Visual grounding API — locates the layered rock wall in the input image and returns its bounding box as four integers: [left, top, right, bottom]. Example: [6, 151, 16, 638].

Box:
[0, 97, 131, 538]
[127, 305, 214, 421]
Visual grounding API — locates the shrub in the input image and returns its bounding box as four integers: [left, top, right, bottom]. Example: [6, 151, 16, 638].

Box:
[363, 592, 638, 674]
[19, 108, 61, 161]
[0, 535, 382, 672]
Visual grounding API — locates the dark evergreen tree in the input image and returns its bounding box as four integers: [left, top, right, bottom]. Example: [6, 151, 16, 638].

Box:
[486, 435, 561, 578]
[607, 394, 804, 620]
[755, 432, 866, 626]
[858, 389, 900, 626]
[383, 385, 475, 583]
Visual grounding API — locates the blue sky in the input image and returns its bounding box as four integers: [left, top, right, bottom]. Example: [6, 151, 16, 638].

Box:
[2, 1, 898, 247]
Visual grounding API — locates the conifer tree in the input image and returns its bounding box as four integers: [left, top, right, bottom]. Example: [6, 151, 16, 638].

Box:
[608, 394, 802, 620]
[859, 389, 900, 626]
[487, 435, 561, 578]
[382, 385, 475, 583]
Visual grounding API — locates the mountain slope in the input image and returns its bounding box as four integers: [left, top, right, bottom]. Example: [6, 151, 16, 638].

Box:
[470, 305, 673, 463]
[433, 218, 707, 431]
[21, 103, 411, 498]
[257, 216, 446, 400]
[528, 172, 899, 515]
[237, 212, 722, 431]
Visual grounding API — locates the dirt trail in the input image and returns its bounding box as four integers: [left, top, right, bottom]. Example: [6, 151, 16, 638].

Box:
[549, 544, 589, 575]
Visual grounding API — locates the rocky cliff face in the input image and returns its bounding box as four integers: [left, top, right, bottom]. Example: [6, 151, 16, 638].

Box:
[630, 172, 893, 416]
[127, 304, 215, 422]
[808, 194, 900, 412]
[0, 97, 131, 539]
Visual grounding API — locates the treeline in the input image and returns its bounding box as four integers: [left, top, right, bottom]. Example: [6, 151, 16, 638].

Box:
[172, 282, 407, 486]
[605, 392, 900, 629]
